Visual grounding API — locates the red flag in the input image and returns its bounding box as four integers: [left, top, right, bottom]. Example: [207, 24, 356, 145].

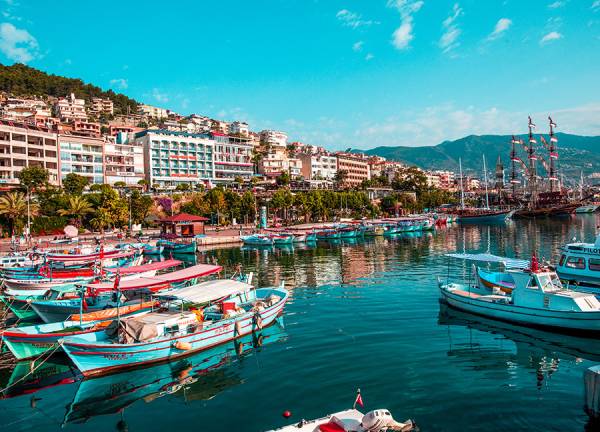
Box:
[113, 272, 121, 291]
[82, 298, 88, 311]
[354, 389, 364, 408]
[99, 245, 105, 259]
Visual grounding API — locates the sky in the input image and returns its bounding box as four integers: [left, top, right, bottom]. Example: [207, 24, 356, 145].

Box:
[0, 0, 599, 150]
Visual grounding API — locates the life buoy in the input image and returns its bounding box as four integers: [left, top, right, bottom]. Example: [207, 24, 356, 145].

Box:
[174, 341, 192, 351]
[39, 265, 49, 278]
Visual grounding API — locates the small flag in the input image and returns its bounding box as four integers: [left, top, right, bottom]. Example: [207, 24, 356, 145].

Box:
[353, 389, 364, 408]
[82, 298, 88, 311]
[113, 272, 121, 291]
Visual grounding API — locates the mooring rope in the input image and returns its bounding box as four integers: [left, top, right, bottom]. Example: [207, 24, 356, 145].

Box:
[0, 342, 63, 394]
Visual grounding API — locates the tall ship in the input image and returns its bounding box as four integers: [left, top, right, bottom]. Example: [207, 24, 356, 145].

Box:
[510, 117, 580, 218]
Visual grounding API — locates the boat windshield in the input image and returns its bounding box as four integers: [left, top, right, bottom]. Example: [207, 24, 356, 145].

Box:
[537, 273, 563, 292]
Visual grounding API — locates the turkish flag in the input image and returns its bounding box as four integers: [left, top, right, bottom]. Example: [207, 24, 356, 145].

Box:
[354, 392, 363, 408]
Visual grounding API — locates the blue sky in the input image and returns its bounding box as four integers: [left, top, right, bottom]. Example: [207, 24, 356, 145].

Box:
[1, 0, 599, 149]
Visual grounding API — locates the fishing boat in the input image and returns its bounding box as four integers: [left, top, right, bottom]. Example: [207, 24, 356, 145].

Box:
[555, 233, 600, 289]
[316, 229, 341, 240]
[60, 279, 288, 376]
[305, 232, 318, 242]
[439, 255, 600, 333]
[338, 226, 361, 238]
[29, 263, 221, 323]
[62, 324, 287, 425]
[267, 403, 415, 432]
[0, 253, 38, 269]
[143, 243, 164, 255]
[272, 234, 294, 245]
[157, 238, 197, 254]
[241, 234, 274, 246]
[1, 301, 157, 360]
[576, 204, 599, 214]
[363, 224, 385, 236]
[456, 209, 514, 224]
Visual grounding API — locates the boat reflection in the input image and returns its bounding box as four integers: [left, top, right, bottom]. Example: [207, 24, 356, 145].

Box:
[62, 322, 287, 426]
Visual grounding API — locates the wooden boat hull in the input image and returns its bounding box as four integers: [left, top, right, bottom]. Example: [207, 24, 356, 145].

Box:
[477, 268, 515, 294]
[512, 203, 579, 219]
[0, 295, 40, 320]
[61, 289, 288, 377]
[439, 283, 600, 332]
[240, 235, 273, 246]
[30, 296, 125, 323]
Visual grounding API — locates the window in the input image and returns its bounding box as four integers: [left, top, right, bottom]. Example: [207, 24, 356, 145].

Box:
[165, 324, 179, 335]
[565, 256, 585, 269]
[559, 254, 566, 266]
[589, 258, 600, 271]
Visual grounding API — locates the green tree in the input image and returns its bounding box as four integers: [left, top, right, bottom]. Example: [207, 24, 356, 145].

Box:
[181, 192, 210, 216]
[114, 181, 127, 188]
[16, 166, 49, 191]
[63, 173, 90, 195]
[129, 191, 154, 224]
[175, 183, 191, 191]
[276, 172, 290, 186]
[0, 192, 38, 234]
[57, 195, 94, 226]
[392, 167, 428, 193]
[137, 179, 149, 192]
[334, 170, 348, 188]
[206, 188, 227, 224]
[240, 191, 256, 223]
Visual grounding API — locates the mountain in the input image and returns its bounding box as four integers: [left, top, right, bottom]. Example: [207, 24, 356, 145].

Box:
[362, 133, 600, 180]
[0, 63, 139, 115]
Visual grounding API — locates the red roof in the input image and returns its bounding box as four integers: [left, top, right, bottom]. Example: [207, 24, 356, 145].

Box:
[159, 212, 209, 223]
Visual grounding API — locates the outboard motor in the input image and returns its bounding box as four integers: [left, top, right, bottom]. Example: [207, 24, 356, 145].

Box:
[361, 410, 415, 432]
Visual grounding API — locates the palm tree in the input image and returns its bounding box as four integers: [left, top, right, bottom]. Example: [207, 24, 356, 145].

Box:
[58, 195, 94, 226]
[0, 192, 37, 235]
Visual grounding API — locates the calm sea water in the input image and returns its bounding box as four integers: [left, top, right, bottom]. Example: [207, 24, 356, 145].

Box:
[2, 215, 600, 432]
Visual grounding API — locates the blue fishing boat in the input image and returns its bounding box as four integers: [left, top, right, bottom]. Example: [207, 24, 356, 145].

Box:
[555, 233, 600, 290]
[143, 243, 164, 255]
[241, 234, 273, 246]
[316, 229, 341, 240]
[157, 239, 197, 254]
[271, 233, 294, 245]
[305, 232, 318, 242]
[61, 280, 288, 377]
[338, 226, 360, 238]
[456, 209, 513, 224]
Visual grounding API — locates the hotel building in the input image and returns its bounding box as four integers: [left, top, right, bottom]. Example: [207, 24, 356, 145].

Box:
[135, 129, 215, 189]
[0, 121, 59, 186]
[104, 133, 145, 186]
[90, 98, 114, 116]
[212, 133, 254, 184]
[54, 94, 88, 122]
[298, 152, 338, 181]
[58, 133, 105, 185]
[335, 152, 370, 187]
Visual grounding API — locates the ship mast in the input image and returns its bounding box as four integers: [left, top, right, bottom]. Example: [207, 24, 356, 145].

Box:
[459, 157, 465, 209]
[548, 116, 559, 192]
[483, 154, 490, 209]
[510, 135, 519, 197]
[527, 116, 538, 209]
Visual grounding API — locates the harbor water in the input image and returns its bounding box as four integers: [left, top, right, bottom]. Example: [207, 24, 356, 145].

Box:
[2, 215, 600, 431]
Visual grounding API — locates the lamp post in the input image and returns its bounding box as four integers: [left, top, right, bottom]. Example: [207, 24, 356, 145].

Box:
[128, 192, 132, 234]
[26, 185, 31, 245]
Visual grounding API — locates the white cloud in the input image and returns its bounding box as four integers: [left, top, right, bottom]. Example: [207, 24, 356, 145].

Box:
[365, 53, 374, 60]
[336, 9, 378, 29]
[540, 31, 563, 44]
[109, 78, 128, 90]
[439, 3, 463, 53]
[548, 1, 565, 8]
[592, 0, 600, 10]
[0, 22, 39, 63]
[349, 103, 600, 148]
[352, 41, 364, 52]
[388, 0, 424, 50]
[487, 18, 512, 41]
[151, 88, 169, 103]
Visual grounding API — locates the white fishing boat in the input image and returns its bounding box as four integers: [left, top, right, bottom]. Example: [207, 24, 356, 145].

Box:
[556, 233, 600, 289]
[439, 255, 600, 333]
[576, 204, 599, 214]
[267, 409, 415, 432]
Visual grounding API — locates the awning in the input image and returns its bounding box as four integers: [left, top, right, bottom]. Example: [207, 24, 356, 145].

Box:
[46, 249, 136, 262]
[157, 279, 253, 304]
[87, 263, 222, 292]
[104, 259, 181, 275]
[445, 253, 530, 269]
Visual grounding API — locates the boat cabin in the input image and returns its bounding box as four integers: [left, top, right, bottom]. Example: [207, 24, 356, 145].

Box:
[116, 312, 202, 343]
[510, 269, 600, 311]
[158, 213, 208, 237]
[556, 234, 600, 285]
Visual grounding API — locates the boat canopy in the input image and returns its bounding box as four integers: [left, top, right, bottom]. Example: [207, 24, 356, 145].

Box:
[46, 249, 136, 262]
[103, 259, 181, 275]
[87, 264, 222, 292]
[445, 253, 530, 269]
[157, 279, 253, 304]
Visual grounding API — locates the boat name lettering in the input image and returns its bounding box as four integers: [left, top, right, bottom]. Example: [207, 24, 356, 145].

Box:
[103, 353, 133, 360]
[582, 248, 600, 254]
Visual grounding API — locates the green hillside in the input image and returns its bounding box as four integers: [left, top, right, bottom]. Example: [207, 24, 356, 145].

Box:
[363, 133, 600, 180]
[0, 63, 138, 115]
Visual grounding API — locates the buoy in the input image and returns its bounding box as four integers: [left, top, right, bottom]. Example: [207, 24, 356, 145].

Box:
[254, 313, 263, 331]
[235, 320, 242, 337]
[174, 341, 192, 351]
[283, 410, 292, 418]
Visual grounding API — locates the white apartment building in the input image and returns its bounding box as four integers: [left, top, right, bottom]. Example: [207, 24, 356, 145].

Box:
[0, 121, 59, 186]
[90, 98, 114, 115]
[230, 121, 249, 136]
[211, 120, 230, 134]
[54, 93, 87, 122]
[138, 104, 168, 119]
[213, 134, 254, 183]
[58, 133, 105, 185]
[104, 133, 145, 186]
[298, 152, 338, 180]
[259, 130, 287, 148]
[258, 146, 303, 179]
[1, 98, 51, 120]
[135, 129, 215, 189]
